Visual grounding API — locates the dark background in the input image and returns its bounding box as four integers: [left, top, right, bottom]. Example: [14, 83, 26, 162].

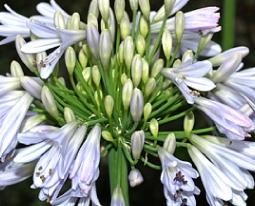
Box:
[0, 0, 255, 205]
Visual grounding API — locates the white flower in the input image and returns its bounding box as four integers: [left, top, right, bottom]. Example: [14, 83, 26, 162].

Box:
[158, 147, 199, 206]
[189, 135, 255, 206]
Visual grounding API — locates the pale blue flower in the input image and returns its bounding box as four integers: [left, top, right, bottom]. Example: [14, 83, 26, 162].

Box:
[161, 60, 215, 104]
[159, 147, 199, 206]
[195, 97, 254, 140]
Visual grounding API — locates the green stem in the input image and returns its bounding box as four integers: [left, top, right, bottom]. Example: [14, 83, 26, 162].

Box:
[223, 0, 236, 50]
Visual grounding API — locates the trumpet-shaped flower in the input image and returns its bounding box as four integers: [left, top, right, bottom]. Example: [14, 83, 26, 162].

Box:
[195, 97, 254, 140]
[189, 135, 255, 206]
[21, 20, 86, 79]
[158, 147, 200, 206]
[0, 4, 29, 45]
[161, 60, 215, 104]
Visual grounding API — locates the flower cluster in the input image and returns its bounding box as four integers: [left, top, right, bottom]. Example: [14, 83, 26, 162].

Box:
[0, 0, 255, 206]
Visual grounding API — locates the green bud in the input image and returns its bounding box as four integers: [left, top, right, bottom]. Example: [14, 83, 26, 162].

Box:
[120, 12, 131, 39]
[54, 11, 65, 29]
[184, 111, 195, 133]
[124, 36, 135, 70]
[163, 133, 176, 154]
[139, 0, 150, 20]
[175, 11, 184, 43]
[94, 90, 103, 107]
[173, 59, 182, 68]
[66, 17, 72, 30]
[162, 29, 172, 60]
[121, 73, 128, 85]
[122, 79, 133, 110]
[89, 0, 99, 18]
[58, 77, 66, 87]
[15, 35, 36, 73]
[145, 78, 156, 98]
[182, 50, 193, 63]
[162, 79, 171, 89]
[142, 58, 149, 83]
[10, 61, 24, 77]
[150, 118, 159, 138]
[98, 0, 110, 23]
[129, 0, 138, 12]
[131, 130, 145, 160]
[164, 0, 175, 16]
[65, 47, 76, 76]
[78, 49, 88, 69]
[87, 13, 98, 29]
[64, 107, 76, 122]
[118, 41, 124, 63]
[82, 67, 91, 82]
[104, 95, 114, 118]
[152, 6, 165, 23]
[197, 33, 214, 55]
[136, 34, 146, 56]
[131, 54, 143, 87]
[21, 114, 47, 133]
[70, 13, 80, 30]
[139, 16, 149, 38]
[99, 30, 113, 67]
[41, 86, 59, 119]
[102, 130, 114, 142]
[130, 88, 144, 122]
[92, 65, 101, 87]
[143, 103, 152, 122]
[114, 0, 125, 23]
[101, 10, 116, 40]
[151, 59, 164, 78]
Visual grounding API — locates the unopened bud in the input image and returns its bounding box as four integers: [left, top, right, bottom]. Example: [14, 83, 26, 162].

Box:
[131, 130, 145, 160]
[120, 12, 131, 39]
[151, 59, 164, 78]
[145, 78, 156, 98]
[184, 111, 195, 133]
[110, 187, 125, 206]
[131, 54, 143, 87]
[118, 41, 124, 63]
[142, 58, 149, 83]
[21, 114, 47, 133]
[163, 133, 176, 154]
[182, 50, 193, 64]
[124, 36, 135, 70]
[41, 86, 59, 119]
[121, 73, 128, 85]
[162, 29, 172, 60]
[175, 11, 184, 43]
[98, 0, 110, 23]
[173, 59, 182, 68]
[20, 77, 42, 99]
[99, 30, 113, 67]
[16, 35, 35, 73]
[139, 0, 150, 20]
[129, 169, 144, 187]
[104, 95, 114, 118]
[129, 0, 138, 12]
[10, 61, 24, 77]
[89, 0, 99, 17]
[143, 103, 152, 122]
[150, 118, 158, 138]
[82, 67, 91, 82]
[152, 6, 165, 23]
[87, 25, 100, 58]
[64, 107, 76, 122]
[58, 77, 66, 87]
[94, 90, 103, 107]
[101, 9, 116, 40]
[102, 130, 114, 142]
[70, 13, 80, 30]
[79, 49, 88, 68]
[65, 47, 76, 76]
[139, 16, 149, 38]
[164, 0, 175, 16]
[197, 33, 213, 55]
[92, 65, 101, 87]
[54, 11, 65, 29]
[130, 88, 144, 122]
[136, 34, 146, 56]
[114, 0, 125, 23]
[122, 79, 133, 110]
[87, 13, 98, 29]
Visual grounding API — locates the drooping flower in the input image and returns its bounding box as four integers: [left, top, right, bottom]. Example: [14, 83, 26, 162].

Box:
[128, 169, 144, 187]
[158, 147, 200, 206]
[195, 96, 254, 140]
[189, 135, 255, 206]
[21, 19, 86, 79]
[0, 4, 29, 45]
[161, 60, 215, 104]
